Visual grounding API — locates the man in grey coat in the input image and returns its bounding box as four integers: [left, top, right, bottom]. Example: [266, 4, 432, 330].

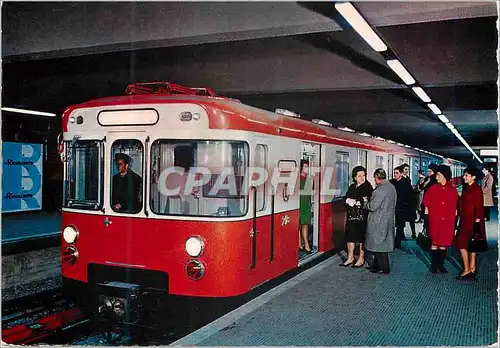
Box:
[363, 168, 397, 274]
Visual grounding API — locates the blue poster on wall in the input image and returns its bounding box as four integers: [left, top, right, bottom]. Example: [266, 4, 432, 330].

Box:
[2, 142, 43, 213]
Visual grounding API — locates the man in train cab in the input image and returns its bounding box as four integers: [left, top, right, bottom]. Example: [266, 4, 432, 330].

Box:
[112, 153, 142, 213]
[390, 166, 416, 246]
[363, 168, 397, 274]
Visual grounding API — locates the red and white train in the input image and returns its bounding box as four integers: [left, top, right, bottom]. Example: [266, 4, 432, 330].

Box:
[60, 82, 466, 325]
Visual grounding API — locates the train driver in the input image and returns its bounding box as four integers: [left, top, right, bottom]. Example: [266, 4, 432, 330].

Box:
[112, 153, 143, 213]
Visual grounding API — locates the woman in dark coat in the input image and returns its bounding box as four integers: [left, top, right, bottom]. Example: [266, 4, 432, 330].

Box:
[340, 166, 373, 267]
[422, 165, 459, 274]
[455, 167, 486, 280]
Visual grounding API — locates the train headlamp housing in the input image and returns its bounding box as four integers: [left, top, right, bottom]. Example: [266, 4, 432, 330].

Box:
[185, 236, 204, 257]
[63, 225, 79, 244]
[185, 260, 206, 280]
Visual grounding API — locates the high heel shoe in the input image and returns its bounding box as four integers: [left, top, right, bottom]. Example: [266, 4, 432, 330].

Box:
[339, 260, 354, 267]
[455, 272, 474, 280]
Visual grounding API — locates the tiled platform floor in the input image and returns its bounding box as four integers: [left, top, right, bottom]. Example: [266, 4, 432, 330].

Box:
[2, 211, 61, 243]
[174, 241, 498, 346]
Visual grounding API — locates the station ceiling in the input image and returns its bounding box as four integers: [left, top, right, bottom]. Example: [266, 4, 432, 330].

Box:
[2, 2, 498, 165]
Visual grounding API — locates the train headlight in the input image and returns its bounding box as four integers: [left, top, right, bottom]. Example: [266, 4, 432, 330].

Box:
[185, 260, 205, 280]
[62, 245, 79, 264]
[63, 226, 79, 244]
[185, 236, 204, 257]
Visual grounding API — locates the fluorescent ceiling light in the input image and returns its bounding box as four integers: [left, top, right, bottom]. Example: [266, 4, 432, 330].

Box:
[374, 136, 385, 141]
[445, 123, 455, 131]
[312, 119, 332, 126]
[451, 128, 460, 137]
[404, 145, 412, 148]
[437, 114, 450, 123]
[387, 140, 396, 144]
[358, 132, 371, 137]
[427, 103, 441, 115]
[335, 2, 387, 52]
[386, 59, 416, 85]
[397, 142, 404, 146]
[412, 87, 431, 103]
[338, 126, 355, 133]
[1, 107, 57, 117]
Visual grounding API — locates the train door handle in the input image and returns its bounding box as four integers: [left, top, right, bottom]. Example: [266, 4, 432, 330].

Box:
[104, 217, 112, 227]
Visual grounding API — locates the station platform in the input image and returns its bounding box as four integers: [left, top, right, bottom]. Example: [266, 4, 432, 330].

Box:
[1, 211, 62, 301]
[172, 222, 498, 346]
[2, 211, 61, 243]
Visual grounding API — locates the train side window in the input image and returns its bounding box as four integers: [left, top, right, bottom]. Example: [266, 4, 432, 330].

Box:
[255, 144, 268, 212]
[334, 151, 350, 197]
[357, 150, 367, 168]
[110, 139, 144, 214]
[150, 140, 249, 217]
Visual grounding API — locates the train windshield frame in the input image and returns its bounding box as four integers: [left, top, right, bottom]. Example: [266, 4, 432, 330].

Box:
[63, 140, 103, 210]
[150, 139, 249, 218]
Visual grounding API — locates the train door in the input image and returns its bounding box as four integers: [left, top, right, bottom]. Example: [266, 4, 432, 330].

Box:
[299, 142, 321, 260]
[102, 132, 149, 260]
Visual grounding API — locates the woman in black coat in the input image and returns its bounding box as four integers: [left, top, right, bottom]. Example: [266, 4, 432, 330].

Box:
[340, 166, 374, 267]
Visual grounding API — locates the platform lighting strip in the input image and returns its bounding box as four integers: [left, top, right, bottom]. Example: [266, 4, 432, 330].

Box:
[335, 2, 482, 163]
[1, 107, 57, 117]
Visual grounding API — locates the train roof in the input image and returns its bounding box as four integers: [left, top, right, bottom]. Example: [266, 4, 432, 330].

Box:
[62, 90, 462, 164]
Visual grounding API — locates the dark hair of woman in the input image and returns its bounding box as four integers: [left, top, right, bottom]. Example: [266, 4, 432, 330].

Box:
[351, 166, 367, 181]
[464, 167, 480, 180]
[436, 165, 452, 181]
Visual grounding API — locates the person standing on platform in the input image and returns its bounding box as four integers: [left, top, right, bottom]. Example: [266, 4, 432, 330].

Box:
[391, 166, 416, 245]
[401, 163, 411, 183]
[299, 159, 312, 253]
[423, 165, 459, 274]
[364, 168, 397, 274]
[481, 165, 494, 221]
[340, 166, 373, 267]
[455, 167, 486, 280]
[415, 170, 426, 223]
[420, 164, 438, 233]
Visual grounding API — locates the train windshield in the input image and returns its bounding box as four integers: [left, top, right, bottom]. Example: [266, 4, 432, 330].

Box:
[64, 140, 102, 210]
[150, 140, 249, 217]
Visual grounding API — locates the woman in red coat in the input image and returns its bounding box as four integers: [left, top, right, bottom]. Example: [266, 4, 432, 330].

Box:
[455, 167, 486, 280]
[423, 165, 459, 274]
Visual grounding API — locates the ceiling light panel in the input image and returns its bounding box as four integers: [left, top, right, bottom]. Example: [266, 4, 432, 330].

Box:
[412, 87, 431, 103]
[335, 2, 387, 52]
[386, 59, 416, 85]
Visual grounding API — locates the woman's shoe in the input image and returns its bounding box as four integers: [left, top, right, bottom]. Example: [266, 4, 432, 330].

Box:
[352, 261, 364, 268]
[340, 260, 354, 267]
[455, 272, 473, 280]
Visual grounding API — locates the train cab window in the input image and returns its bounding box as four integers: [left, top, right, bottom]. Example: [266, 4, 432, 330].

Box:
[64, 140, 102, 210]
[150, 140, 249, 217]
[255, 144, 268, 212]
[334, 151, 350, 197]
[110, 140, 144, 214]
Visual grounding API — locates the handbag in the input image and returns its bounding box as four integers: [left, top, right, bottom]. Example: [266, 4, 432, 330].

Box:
[417, 232, 432, 251]
[468, 223, 488, 253]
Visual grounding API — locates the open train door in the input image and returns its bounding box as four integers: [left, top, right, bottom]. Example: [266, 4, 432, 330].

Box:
[299, 142, 321, 260]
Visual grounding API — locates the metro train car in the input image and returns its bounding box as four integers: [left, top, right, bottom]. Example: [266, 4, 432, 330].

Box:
[59, 82, 466, 326]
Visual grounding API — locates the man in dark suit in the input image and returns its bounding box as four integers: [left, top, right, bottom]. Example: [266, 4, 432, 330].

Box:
[112, 153, 142, 213]
[390, 166, 416, 247]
